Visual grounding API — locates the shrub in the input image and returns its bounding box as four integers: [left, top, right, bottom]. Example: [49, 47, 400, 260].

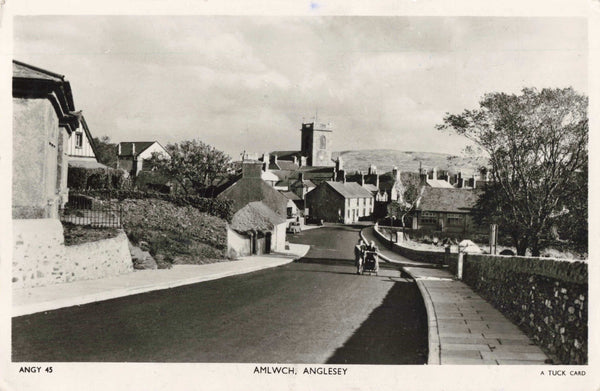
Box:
[120, 198, 228, 264]
[83, 189, 234, 221]
[67, 166, 128, 191]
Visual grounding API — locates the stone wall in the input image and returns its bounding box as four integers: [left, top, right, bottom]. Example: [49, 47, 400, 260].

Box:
[373, 225, 456, 265]
[13, 219, 69, 288]
[13, 219, 133, 289]
[463, 254, 587, 365]
[64, 231, 133, 280]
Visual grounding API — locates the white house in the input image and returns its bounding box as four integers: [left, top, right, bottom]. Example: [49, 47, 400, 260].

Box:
[117, 141, 170, 177]
[66, 115, 107, 169]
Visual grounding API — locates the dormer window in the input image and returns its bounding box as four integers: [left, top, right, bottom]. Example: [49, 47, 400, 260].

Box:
[75, 132, 83, 149]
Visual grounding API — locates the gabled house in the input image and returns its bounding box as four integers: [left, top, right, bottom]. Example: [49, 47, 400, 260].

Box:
[217, 162, 291, 257]
[217, 162, 290, 217]
[305, 181, 374, 224]
[413, 187, 484, 234]
[66, 115, 107, 169]
[280, 191, 301, 218]
[117, 141, 170, 178]
[13, 60, 80, 219]
[289, 173, 316, 200]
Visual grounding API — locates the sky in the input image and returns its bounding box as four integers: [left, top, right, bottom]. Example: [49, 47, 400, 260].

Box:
[14, 16, 588, 159]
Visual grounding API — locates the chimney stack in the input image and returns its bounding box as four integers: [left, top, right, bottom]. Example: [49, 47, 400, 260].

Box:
[118, 143, 122, 155]
[360, 172, 365, 186]
[376, 173, 380, 189]
[132, 143, 136, 156]
[392, 167, 399, 182]
[343, 171, 347, 183]
[433, 167, 438, 180]
[242, 161, 263, 178]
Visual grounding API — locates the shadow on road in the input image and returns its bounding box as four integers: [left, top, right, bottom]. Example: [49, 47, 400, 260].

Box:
[296, 257, 400, 271]
[325, 280, 428, 365]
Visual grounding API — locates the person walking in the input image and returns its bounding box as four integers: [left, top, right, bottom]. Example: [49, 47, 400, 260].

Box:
[354, 239, 366, 275]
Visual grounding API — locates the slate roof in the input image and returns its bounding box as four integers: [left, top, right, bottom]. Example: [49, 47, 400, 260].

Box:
[416, 187, 481, 213]
[275, 160, 300, 171]
[287, 166, 335, 185]
[362, 184, 379, 194]
[326, 181, 374, 199]
[13, 60, 65, 81]
[270, 150, 302, 160]
[68, 160, 108, 169]
[13, 60, 79, 132]
[281, 191, 301, 201]
[230, 201, 286, 233]
[118, 141, 158, 157]
[217, 177, 289, 217]
[426, 179, 454, 188]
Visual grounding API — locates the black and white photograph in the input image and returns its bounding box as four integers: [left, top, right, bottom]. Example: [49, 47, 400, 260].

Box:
[1, 1, 598, 390]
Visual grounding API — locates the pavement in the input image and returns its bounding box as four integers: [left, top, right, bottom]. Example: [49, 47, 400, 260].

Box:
[12, 243, 310, 318]
[362, 226, 551, 365]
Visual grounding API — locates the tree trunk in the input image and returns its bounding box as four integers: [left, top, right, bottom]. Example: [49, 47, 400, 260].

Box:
[530, 235, 541, 257]
[513, 235, 528, 256]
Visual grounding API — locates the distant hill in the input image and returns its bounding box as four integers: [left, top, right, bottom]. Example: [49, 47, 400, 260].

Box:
[331, 150, 487, 175]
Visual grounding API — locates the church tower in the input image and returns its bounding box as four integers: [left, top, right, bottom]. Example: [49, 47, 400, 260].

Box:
[300, 121, 334, 167]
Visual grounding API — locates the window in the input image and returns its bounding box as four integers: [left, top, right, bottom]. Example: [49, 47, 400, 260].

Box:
[319, 135, 326, 149]
[420, 211, 437, 225]
[75, 132, 83, 149]
[447, 213, 464, 226]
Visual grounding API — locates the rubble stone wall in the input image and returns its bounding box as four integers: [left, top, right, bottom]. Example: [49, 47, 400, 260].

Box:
[13, 219, 133, 289]
[64, 231, 133, 281]
[463, 254, 587, 365]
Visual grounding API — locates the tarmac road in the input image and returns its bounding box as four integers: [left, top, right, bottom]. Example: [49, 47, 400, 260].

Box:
[12, 224, 428, 364]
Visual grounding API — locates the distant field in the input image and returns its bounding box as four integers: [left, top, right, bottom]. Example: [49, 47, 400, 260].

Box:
[331, 149, 487, 175]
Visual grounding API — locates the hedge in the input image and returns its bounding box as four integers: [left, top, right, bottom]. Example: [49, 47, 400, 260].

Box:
[68, 167, 129, 191]
[81, 189, 234, 221]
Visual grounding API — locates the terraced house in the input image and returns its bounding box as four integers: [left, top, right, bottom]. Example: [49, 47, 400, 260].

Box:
[305, 181, 374, 224]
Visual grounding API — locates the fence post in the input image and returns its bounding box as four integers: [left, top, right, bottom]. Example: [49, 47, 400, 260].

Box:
[457, 251, 464, 280]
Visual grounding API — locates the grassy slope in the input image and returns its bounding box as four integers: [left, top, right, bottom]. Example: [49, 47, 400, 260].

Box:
[121, 199, 229, 265]
[332, 149, 487, 174]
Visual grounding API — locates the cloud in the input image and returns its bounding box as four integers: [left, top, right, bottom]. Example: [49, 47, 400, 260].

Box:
[13, 16, 587, 159]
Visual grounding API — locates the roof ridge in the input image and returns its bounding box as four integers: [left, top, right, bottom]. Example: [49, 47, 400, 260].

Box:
[13, 59, 66, 80]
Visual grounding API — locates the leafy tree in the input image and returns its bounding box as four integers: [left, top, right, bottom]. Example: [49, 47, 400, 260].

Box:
[386, 174, 422, 228]
[92, 136, 118, 168]
[437, 87, 587, 256]
[146, 139, 231, 196]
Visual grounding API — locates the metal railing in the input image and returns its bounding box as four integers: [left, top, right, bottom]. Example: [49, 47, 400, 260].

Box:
[60, 194, 123, 228]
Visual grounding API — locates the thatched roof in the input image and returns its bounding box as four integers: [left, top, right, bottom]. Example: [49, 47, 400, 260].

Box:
[230, 201, 286, 233]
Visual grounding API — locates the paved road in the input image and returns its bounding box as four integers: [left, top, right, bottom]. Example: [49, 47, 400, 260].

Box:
[12, 225, 428, 364]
